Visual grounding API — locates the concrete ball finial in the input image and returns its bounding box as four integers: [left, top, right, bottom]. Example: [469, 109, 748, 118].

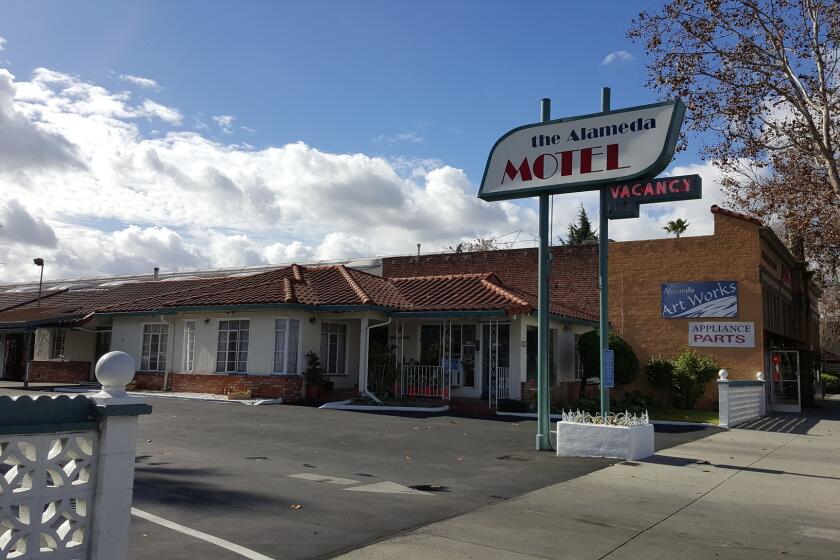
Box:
[95, 351, 136, 396]
[718, 369, 729, 381]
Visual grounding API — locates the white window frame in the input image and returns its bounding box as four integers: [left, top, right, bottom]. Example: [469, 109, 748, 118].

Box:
[273, 317, 301, 375]
[50, 329, 66, 360]
[320, 321, 349, 376]
[140, 323, 169, 372]
[216, 318, 250, 374]
[574, 333, 585, 380]
[182, 320, 196, 372]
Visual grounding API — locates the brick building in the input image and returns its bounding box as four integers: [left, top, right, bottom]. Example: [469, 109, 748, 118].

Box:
[383, 206, 822, 412]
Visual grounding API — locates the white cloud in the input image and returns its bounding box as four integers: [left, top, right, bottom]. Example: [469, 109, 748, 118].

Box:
[0, 37, 6, 53]
[0, 64, 538, 282]
[373, 130, 425, 145]
[119, 74, 161, 91]
[141, 99, 181, 124]
[0, 200, 58, 248]
[0, 60, 732, 285]
[213, 114, 235, 133]
[601, 50, 634, 65]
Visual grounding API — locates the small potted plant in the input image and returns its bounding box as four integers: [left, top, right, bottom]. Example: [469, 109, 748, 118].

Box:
[304, 351, 326, 400]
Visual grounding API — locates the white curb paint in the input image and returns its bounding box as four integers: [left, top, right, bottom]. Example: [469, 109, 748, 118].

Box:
[319, 400, 450, 413]
[289, 473, 360, 485]
[344, 481, 433, 495]
[132, 508, 276, 560]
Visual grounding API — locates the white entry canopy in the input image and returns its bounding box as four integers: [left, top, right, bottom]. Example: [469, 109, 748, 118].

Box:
[478, 100, 685, 201]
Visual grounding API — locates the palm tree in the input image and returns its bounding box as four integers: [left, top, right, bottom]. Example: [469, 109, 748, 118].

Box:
[663, 218, 689, 238]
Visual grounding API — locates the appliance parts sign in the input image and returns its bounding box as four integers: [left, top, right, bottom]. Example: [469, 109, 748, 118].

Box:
[689, 322, 755, 348]
[662, 281, 738, 318]
[478, 100, 685, 201]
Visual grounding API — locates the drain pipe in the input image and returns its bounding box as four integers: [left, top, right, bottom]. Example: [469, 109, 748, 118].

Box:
[364, 318, 392, 404]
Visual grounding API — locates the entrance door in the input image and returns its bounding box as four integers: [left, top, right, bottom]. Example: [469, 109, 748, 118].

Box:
[3, 334, 26, 381]
[771, 350, 800, 413]
[93, 329, 112, 381]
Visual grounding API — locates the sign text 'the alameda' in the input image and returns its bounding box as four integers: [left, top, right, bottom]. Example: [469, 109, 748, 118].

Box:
[478, 100, 684, 201]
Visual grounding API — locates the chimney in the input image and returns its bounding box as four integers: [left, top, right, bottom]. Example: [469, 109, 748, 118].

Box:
[153, 267, 160, 281]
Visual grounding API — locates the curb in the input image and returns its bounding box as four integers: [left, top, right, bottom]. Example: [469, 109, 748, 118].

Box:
[320, 400, 450, 413]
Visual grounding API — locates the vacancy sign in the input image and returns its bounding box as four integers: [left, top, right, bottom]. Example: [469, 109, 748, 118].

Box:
[478, 100, 685, 201]
[607, 174, 702, 219]
[689, 322, 755, 348]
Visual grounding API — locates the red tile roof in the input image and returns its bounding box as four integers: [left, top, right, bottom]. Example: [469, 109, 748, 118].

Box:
[0, 263, 595, 327]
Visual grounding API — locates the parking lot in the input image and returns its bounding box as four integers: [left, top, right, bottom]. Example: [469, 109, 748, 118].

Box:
[128, 398, 719, 560]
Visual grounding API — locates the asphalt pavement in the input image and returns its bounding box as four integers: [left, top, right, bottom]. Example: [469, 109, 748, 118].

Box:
[126, 398, 718, 560]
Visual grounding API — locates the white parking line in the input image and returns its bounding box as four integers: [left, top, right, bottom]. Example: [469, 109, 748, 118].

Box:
[132, 507, 276, 560]
[288, 473, 360, 485]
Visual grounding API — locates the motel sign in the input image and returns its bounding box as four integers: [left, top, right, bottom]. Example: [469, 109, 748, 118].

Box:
[478, 100, 685, 201]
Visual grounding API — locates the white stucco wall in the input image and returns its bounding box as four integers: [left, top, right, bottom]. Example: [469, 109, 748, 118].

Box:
[110, 310, 382, 390]
[33, 327, 96, 362]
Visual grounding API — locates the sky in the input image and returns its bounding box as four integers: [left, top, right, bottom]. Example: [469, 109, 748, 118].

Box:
[0, 0, 728, 284]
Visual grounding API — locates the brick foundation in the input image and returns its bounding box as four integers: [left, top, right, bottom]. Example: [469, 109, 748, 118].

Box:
[520, 379, 600, 404]
[28, 361, 92, 384]
[131, 372, 304, 401]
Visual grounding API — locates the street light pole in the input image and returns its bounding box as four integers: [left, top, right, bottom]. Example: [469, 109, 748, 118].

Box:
[33, 258, 44, 307]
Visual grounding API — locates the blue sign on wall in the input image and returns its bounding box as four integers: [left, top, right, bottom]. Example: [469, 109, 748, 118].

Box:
[604, 350, 614, 389]
[662, 281, 738, 319]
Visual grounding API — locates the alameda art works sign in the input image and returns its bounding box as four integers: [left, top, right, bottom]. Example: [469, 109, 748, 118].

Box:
[478, 100, 685, 201]
[662, 281, 738, 318]
[688, 322, 755, 348]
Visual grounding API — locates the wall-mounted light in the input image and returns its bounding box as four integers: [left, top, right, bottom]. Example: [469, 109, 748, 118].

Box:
[309, 317, 317, 324]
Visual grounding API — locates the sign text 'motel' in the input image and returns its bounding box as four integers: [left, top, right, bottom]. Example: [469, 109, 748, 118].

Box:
[478, 100, 685, 201]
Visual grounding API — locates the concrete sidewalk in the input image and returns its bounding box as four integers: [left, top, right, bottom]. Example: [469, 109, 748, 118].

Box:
[336, 399, 840, 559]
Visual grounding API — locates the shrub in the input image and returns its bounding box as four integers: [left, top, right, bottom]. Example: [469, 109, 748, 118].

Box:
[671, 349, 719, 409]
[578, 330, 640, 386]
[823, 373, 840, 394]
[646, 357, 674, 390]
[613, 391, 658, 415]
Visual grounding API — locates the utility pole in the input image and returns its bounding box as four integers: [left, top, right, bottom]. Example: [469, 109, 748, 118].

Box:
[536, 97, 552, 451]
[599, 87, 611, 416]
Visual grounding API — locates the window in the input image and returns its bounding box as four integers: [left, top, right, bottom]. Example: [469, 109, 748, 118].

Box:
[141, 324, 169, 371]
[320, 322, 347, 375]
[216, 320, 249, 373]
[50, 329, 66, 359]
[182, 320, 196, 372]
[574, 334, 585, 380]
[273, 318, 300, 374]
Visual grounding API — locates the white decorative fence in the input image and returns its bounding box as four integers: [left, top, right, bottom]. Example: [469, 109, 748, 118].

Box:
[718, 370, 766, 428]
[401, 365, 449, 399]
[0, 352, 151, 560]
[496, 367, 515, 402]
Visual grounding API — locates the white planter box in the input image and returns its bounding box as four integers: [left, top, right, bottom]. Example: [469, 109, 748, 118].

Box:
[556, 421, 654, 460]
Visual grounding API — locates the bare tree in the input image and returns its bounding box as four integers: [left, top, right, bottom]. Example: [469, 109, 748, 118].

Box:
[448, 237, 499, 253]
[630, 0, 840, 196]
[630, 0, 840, 275]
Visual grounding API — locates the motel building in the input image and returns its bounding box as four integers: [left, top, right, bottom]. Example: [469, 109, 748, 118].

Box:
[0, 206, 822, 413]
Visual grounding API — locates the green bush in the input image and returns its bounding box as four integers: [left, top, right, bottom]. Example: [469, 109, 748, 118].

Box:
[578, 330, 640, 386]
[671, 349, 719, 409]
[613, 391, 658, 415]
[646, 357, 674, 390]
[823, 373, 840, 394]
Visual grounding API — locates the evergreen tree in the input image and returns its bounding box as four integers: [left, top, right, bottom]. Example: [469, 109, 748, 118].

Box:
[561, 205, 598, 245]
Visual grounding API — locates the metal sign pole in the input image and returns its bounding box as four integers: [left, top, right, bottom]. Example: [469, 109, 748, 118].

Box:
[599, 87, 611, 417]
[536, 98, 552, 451]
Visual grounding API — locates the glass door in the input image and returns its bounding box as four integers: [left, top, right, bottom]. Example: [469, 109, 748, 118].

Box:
[771, 350, 800, 413]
